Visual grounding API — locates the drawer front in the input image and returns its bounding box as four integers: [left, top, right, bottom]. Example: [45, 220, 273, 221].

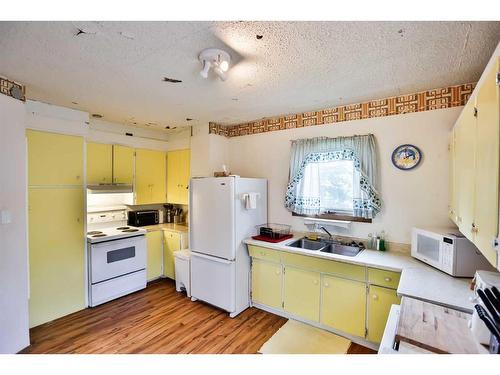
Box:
[248, 245, 282, 263]
[281, 252, 365, 281]
[368, 268, 401, 289]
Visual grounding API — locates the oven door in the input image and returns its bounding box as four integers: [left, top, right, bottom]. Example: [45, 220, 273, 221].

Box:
[90, 235, 146, 284]
[411, 229, 443, 270]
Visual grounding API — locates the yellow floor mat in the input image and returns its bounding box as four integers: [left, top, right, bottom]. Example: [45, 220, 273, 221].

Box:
[258, 319, 351, 354]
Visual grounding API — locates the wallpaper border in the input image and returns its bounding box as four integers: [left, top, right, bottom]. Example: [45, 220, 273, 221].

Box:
[0, 76, 26, 102]
[209, 82, 476, 138]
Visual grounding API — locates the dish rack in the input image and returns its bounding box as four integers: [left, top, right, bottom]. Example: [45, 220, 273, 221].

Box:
[254, 223, 292, 240]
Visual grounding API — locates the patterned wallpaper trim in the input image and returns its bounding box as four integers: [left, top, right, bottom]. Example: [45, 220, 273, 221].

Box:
[0, 76, 26, 101]
[209, 82, 476, 138]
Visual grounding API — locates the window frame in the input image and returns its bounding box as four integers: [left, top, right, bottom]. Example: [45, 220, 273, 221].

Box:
[292, 211, 372, 223]
[292, 158, 372, 223]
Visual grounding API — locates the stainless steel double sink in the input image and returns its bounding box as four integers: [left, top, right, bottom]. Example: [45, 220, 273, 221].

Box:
[287, 237, 364, 257]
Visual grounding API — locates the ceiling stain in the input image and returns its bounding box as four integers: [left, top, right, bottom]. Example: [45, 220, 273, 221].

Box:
[163, 77, 183, 83]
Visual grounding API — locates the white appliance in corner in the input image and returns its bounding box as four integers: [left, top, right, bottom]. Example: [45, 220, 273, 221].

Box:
[189, 177, 267, 317]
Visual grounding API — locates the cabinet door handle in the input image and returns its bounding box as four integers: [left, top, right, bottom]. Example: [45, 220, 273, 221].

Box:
[275, 269, 281, 275]
[372, 294, 378, 300]
[260, 251, 266, 256]
[324, 282, 329, 288]
[384, 277, 392, 282]
[313, 280, 318, 285]
[76, 175, 80, 180]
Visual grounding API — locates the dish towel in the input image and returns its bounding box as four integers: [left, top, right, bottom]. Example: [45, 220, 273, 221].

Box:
[243, 192, 259, 209]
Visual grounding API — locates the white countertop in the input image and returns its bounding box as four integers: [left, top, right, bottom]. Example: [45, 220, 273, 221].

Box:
[244, 236, 475, 313]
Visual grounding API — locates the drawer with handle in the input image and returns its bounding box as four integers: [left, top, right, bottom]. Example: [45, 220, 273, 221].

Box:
[248, 245, 282, 263]
[368, 267, 401, 289]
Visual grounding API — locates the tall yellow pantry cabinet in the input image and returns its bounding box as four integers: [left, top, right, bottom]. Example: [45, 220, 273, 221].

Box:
[449, 57, 500, 267]
[26, 130, 85, 328]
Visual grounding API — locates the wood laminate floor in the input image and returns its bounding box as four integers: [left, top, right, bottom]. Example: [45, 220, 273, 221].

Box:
[21, 279, 376, 354]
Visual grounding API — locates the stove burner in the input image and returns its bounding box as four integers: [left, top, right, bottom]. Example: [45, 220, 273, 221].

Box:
[92, 234, 107, 237]
[116, 226, 130, 230]
[121, 229, 139, 232]
[87, 231, 103, 235]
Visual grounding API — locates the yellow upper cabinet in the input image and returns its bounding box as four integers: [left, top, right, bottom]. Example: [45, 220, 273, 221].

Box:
[448, 129, 457, 222]
[27, 130, 84, 186]
[167, 149, 190, 205]
[113, 145, 135, 184]
[454, 98, 477, 241]
[450, 58, 500, 267]
[473, 57, 500, 266]
[135, 148, 167, 204]
[87, 142, 113, 185]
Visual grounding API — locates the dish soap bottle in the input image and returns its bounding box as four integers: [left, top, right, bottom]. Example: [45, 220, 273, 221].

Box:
[378, 230, 386, 251]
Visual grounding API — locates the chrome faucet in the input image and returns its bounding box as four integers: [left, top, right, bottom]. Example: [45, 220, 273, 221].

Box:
[319, 226, 333, 240]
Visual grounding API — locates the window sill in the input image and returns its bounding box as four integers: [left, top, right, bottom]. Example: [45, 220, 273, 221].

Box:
[292, 212, 372, 224]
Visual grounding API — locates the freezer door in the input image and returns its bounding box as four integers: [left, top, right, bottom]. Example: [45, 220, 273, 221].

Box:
[190, 253, 236, 312]
[190, 177, 235, 260]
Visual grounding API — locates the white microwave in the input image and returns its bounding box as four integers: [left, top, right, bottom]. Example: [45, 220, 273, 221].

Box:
[411, 227, 493, 277]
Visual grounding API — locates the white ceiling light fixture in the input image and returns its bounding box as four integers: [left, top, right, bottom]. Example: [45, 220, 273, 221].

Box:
[198, 48, 231, 81]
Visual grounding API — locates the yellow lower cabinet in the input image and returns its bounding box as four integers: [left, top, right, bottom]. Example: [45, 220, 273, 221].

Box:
[283, 266, 321, 322]
[146, 231, 163, 281]
[251, 259, 283, 310]
[163, 230, 181, 279]
[320, 275, 366, 337]
[367, 285, 401, 343]
[28, 187, 85, 328]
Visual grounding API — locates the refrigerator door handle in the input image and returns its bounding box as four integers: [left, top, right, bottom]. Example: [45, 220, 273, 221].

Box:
[190, 251, 233, 264]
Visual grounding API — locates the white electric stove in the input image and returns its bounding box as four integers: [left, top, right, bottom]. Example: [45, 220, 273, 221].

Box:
[86, 207, 147, 307]
[87, 226, 147, 243]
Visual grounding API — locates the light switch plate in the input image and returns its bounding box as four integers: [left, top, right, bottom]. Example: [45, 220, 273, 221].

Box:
[0, 209, 12, 224]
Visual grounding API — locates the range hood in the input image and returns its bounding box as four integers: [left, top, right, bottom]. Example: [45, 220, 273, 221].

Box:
[87, 184, 133, 194]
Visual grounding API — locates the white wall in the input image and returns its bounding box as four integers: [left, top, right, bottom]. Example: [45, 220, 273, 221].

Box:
[190, 123, 229, 177]
[0, 94, 30, 353]
[25, 100, 190, 152]
[226, 107, 461, 245]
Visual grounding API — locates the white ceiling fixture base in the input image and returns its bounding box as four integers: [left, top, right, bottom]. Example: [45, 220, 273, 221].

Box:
[198, 48, 231, 81]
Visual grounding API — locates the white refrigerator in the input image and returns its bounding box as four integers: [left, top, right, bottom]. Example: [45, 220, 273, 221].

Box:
[189, 177, 267, 317]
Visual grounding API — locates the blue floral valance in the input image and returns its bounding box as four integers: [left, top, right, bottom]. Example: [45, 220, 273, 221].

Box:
[284, 135, 381, 219]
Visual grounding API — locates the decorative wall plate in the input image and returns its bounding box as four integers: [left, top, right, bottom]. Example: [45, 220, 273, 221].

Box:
[391, 144, 422, 170]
